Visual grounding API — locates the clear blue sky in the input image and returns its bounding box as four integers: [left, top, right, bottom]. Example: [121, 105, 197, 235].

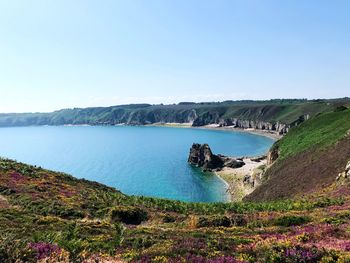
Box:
[0, 0, 349, 113]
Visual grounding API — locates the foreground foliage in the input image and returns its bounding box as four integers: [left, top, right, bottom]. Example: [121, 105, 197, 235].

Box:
[0, 158, 350, 262]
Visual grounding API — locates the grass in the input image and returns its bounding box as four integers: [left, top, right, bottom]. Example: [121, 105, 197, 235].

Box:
[274, 215, 311, 227]
[273, 108, 350, 160]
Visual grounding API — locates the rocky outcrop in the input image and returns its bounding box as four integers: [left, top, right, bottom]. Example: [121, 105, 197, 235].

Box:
[243, 174, 255, 187]
[188, 144, 224, 171]
[192, 112, 220, 127]
[218, 119, 289, 135]
[126, 109, 198, 125]
[192, 115, 290, 135]
[267, 146, 279, 165]
[218, 155, 246, 169]
[188, 143, 245, 171]
[336, 160, 350, 181]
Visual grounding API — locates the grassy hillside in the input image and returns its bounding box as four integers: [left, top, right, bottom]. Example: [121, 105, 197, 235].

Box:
[0, 98, 349, 128]
[246, 107, 350, 201]
[273, 108, 350, 161]
[1, 158, 350, 262]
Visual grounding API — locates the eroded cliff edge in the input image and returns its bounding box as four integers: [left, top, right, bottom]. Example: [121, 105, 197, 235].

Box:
[1, 99, 349, 135]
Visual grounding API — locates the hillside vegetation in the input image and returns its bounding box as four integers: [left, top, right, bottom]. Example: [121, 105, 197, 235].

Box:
[0, 157, 350, 262]
[273, 108, 350, 161]
[246, 107, 350, 201]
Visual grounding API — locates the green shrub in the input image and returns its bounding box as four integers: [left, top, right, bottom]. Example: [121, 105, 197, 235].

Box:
[197, 215, 231, 228]
[334, 105, 348, 112]
[323, 217, 346, 226]
[162, 214, 177, 223]
[197, 214, 247, 228]
[231, 214, 248, 226]
[110, 206, 148, 225]
[274, 215, 311, 227]
[323, 211, 350, 225]
[313, 197, 344, 208]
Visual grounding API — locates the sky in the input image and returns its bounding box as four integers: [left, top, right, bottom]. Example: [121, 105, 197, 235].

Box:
[0, 0, 349, 113]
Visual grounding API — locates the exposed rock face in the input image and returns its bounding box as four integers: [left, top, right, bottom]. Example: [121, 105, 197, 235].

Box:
[267, 146, 279, 165]
[188, 143, 245, 171]
[126, 109, 198, 125]
[337, 160, 350, 181]
[192, 116, 290, 135]
[188, 144, 224, 171]
[192, 112, 220, 127]
[243, 174, 255, 187]
[221, 119, 289, 135]
[104, 110, 296, 135]
[219, 155, 246, 169]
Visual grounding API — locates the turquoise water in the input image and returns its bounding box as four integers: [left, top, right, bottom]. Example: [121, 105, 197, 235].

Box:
[0, 126, 274, 202]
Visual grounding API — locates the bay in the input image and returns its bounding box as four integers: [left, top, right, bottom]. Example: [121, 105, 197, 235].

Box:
[0, 126, 274, 202]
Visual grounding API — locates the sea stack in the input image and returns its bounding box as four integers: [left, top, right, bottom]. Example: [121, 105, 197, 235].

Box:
[188, 143, 245, 171]
[188, 143, 224, 171]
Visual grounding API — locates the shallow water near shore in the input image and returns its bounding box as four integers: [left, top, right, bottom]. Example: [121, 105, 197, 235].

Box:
[0, 126, 274, 202]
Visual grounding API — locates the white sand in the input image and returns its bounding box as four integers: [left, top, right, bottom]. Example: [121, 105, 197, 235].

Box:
[216, 158, 267, 201]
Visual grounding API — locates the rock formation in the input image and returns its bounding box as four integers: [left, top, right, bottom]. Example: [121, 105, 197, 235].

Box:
[188, 144, 224, 171]
[192, 117, 290, 135]
[188, 143, 245, 171]
[218, 155, 246, 169]
[336, 160, 350, 181]
[267, 146, 279, 165]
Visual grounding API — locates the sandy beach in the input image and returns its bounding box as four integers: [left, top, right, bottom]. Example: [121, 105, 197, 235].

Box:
[148, 122, 282, 140]
[216, 158, 267, 201]
[198, 124, 282, 140]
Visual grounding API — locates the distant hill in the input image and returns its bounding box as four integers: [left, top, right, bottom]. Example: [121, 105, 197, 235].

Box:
[246, 106, 350, 201]
[1, 98, 350, 134]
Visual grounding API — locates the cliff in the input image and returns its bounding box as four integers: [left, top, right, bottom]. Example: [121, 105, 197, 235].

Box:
[1, 98, 349, 135]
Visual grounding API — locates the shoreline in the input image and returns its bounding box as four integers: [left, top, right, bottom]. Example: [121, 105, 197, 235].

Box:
[147, 122, 281, 140]
[2, 122, 281, 140]
[202, 125, 281, 140]
[215, 158, 267, 201]
[211, 170, 232, 202]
